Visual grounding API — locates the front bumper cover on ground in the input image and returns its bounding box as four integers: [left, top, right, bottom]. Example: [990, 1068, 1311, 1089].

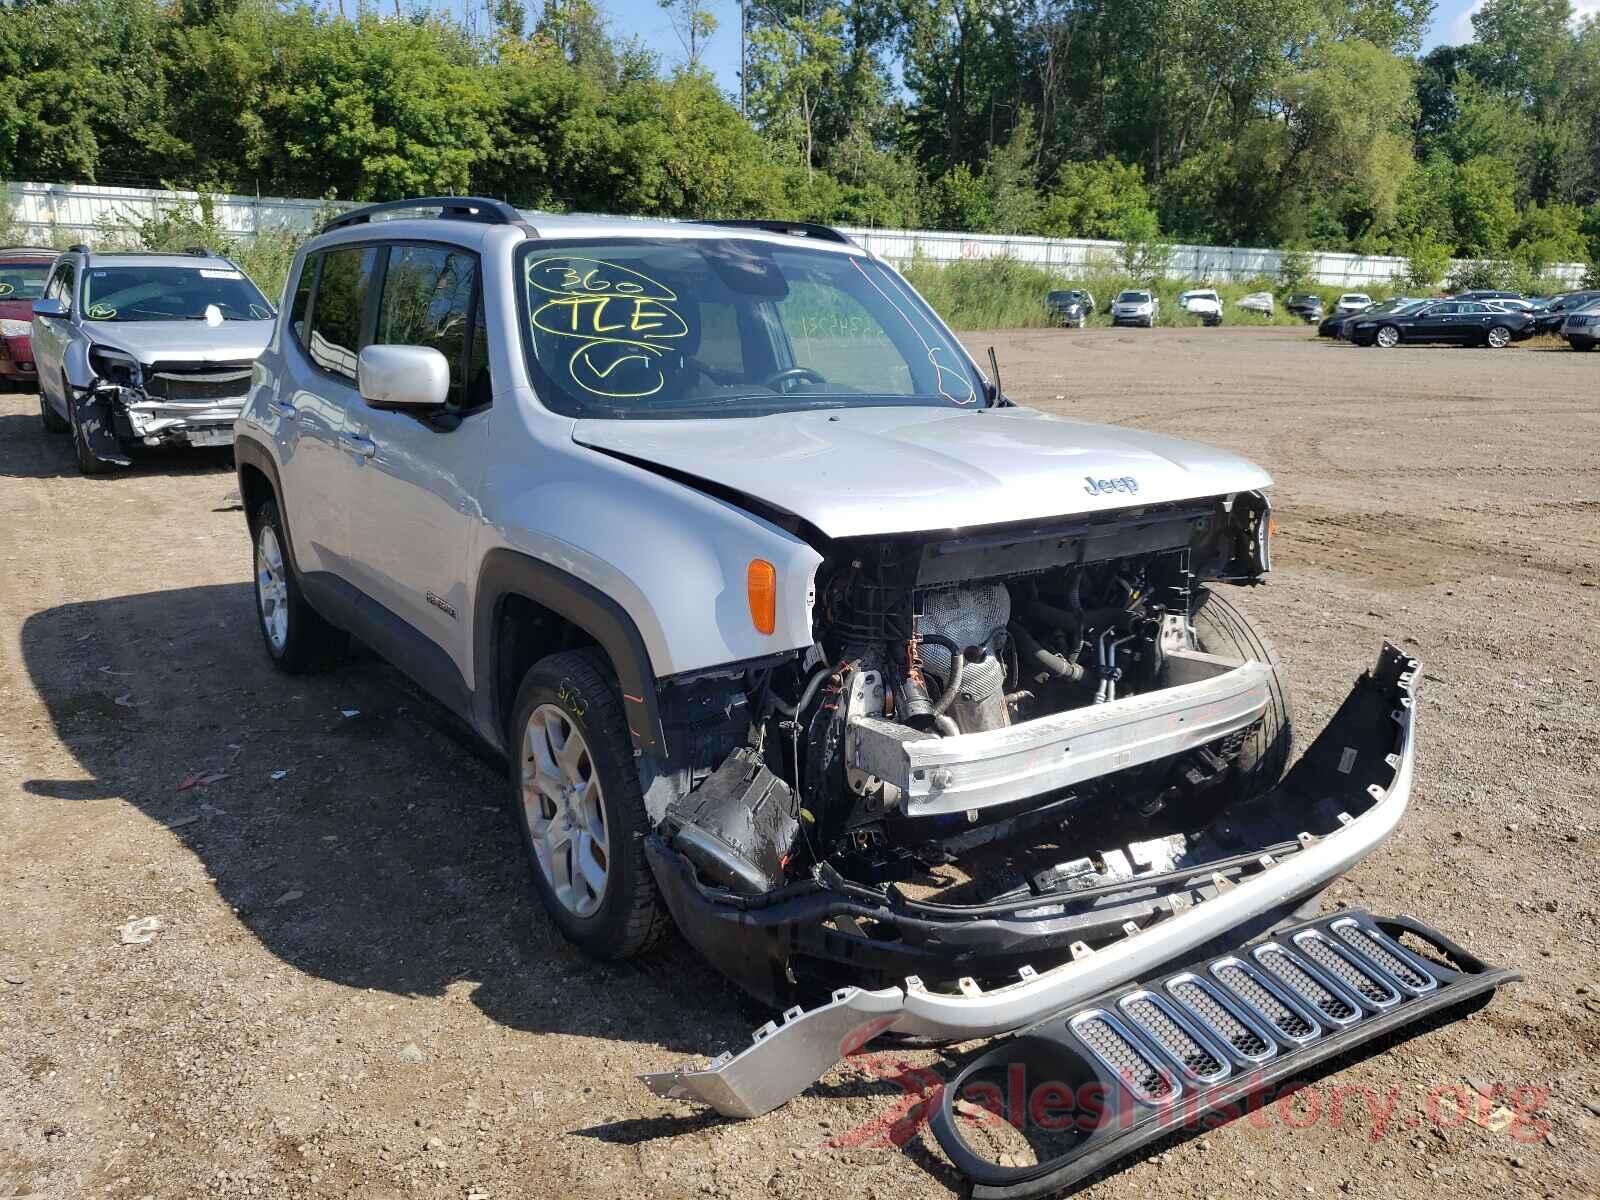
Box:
[641, 643, 1420, 1119]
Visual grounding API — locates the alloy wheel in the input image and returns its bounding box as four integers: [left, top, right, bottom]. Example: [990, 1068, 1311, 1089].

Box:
[520, 703, 609, 917]
[1486, 326, 1511, 349]
[255, 525, 290, 652]
[1375, 325, 1399, 348]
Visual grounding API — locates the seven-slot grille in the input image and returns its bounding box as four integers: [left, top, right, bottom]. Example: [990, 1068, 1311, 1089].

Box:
[1166, 975, 1275, 1062]
[1253, 944, 1361, 1023]
[1063, 919, 1443, 1107]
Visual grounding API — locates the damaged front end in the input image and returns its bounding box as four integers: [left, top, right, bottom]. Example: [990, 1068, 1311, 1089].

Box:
[74, 345, 250, 464]
[632, 493, 1465, 1120]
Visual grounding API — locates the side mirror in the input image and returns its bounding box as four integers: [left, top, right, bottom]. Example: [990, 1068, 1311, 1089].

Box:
[358, 345, 450, 409]
[32, 298, 67, 319]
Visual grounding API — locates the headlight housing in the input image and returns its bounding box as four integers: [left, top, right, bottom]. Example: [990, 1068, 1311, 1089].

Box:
[0, 318, 30, 337]
[88, 345, 141, 388]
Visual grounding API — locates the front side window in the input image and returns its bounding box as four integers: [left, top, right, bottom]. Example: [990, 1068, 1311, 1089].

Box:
[46, 262, 75, 306]
[376, 245, 481, 409]
[307, 247, 377, 382]
[519, 238, 980, 419]
[0, 262, 50, 300]
[81, 265, 272, 322]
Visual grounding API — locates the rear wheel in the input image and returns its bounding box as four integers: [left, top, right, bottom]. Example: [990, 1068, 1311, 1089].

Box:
[1190, 588, 1293, 801]
[509, 648, 668, 959]
[252, 498, 347, 672]
[1485, 325, 1511, 349]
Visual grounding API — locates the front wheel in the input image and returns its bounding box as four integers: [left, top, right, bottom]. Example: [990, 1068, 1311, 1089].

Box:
[65, 377, 111, 475]
[1485, 325, 1512, 349]
[1374, 324, 1400, 349]
[39, 391, 69, 434]
[1190, 588, 1293, 801]
[252, 498, 347, 672]
[509, 648, 668, 959]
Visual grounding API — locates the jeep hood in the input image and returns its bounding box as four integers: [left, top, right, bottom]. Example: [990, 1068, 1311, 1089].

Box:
[82, 319, 274, 364]
[572, 405, 1271, 538]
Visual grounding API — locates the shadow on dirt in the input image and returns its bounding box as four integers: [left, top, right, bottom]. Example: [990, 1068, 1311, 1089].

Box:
[19, 580, 753, 1057]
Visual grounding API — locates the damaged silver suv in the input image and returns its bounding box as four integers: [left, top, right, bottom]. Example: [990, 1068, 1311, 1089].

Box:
[236, 198, 1512, 1191]
[32, 246, 275, 473]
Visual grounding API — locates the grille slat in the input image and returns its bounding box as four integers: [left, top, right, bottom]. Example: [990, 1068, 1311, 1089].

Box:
[1331, 920, 1436, 994]
[1254, 945, 1360, 1024]
[1293, 932, 1400, 1008]
[1211, 958, 1320, 1042]
[1118, 992, 1229, 1081]
[1070, 1012, 1177, 1103]
[1166, 975, 1276, 1062]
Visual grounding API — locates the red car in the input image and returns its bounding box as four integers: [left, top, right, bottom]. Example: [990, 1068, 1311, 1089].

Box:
[0, 248, 57, 387]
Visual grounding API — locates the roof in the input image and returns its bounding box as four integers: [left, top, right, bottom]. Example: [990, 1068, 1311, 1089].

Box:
[64, 250, 239, 270]
[0, 247, 57, 261]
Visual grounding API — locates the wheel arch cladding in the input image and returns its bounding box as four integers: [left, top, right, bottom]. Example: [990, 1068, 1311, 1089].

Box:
[234, 437, 290, 549]
[474, 548, 665, 757]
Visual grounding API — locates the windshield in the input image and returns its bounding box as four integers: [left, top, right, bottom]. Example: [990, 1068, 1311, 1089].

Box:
[519, 239, 983, 419]
[82, 265, 273, 322]
[1117, 291, 1150, 303]
[0, 262, 50, 300]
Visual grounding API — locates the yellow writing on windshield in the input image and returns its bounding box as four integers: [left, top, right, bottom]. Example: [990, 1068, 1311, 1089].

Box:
[527, 257, 689, 399]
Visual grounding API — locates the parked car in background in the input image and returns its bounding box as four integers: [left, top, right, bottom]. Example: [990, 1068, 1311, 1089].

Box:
[1532, 290, 1600, 335]
[0, 247, 56, 388]
[1110, 289, 1158, 326]
[1560, 299, 1600, 350]
[1348, 299, 1532, 348]
[1237, 291, 1274, 315]
[1484, 298, 1533, 314]
[1454, 290, 1523, 303]
[1177, 288, 1223, 325]
[1333, 292, 1374, 314]
[32, 245, 276, 473]
[1318, 297, 1423, 339]
[1045, 289, 1095, 328]
[1286, 293, 1325, 322]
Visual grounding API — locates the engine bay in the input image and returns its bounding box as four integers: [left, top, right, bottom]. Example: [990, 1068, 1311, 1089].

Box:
[656, 493, 1281, 950]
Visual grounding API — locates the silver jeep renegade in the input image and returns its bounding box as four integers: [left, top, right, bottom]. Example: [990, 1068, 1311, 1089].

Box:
[236, 199, 1468, 1153]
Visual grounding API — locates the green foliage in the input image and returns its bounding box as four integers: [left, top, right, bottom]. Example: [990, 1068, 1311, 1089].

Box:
[1401, 235, 1452, 289]
[1276, 247, 1316, 292]
[1040, 157, 1157, 241]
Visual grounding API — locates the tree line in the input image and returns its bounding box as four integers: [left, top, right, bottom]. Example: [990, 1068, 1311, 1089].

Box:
[2, 0, 1598, 271]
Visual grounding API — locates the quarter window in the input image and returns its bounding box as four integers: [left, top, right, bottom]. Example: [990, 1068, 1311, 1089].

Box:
[375, 245, 482, 409]
[288, 254, 319, 347]
[307, 247, 376, 382]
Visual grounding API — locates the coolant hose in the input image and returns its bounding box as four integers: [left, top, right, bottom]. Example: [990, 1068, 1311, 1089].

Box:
[1009, 622, 1085, 682]
[771, 665, 829, 717]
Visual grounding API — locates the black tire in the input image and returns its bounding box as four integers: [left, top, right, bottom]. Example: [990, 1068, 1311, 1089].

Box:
[250, 497, 348, 673]
[508, 648, 668, 959]
[39, 389, 69, 434]
[66, 376, 110, 475]
[1190, 587, 1293, 801]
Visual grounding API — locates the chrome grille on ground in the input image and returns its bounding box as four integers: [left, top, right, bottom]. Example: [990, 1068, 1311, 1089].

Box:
[1293, 931, 1400, 1008]
[1331, 919, 1436, 994]
[1117, 992, 1229, 1081]
[1254, 944, 1360, 1023]
[1069, 1012, 1176, 1103]
[1211, 958, 1319, 1042]
[1166, 975, 1275, 1062]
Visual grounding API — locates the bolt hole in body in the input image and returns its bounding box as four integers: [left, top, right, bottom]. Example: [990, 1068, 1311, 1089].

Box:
[520, 702, 610, 917]
[255, 524, 289, 652]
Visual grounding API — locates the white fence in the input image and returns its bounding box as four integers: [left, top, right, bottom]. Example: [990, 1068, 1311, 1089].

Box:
[5, 180, 1587, 287]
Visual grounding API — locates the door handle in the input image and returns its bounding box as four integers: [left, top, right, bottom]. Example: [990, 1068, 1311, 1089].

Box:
[340, 432, 377, 459]
[269, 399, 298, 419]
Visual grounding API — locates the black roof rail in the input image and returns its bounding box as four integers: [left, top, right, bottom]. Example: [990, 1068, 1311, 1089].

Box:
[320, 196, 526, 234]
[689, 218, 855, 246]
[184, 245, 211, 256]
[68, 243, 91, 254]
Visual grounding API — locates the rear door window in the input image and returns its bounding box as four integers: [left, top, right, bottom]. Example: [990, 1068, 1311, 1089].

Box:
[307, 247, 377, 382]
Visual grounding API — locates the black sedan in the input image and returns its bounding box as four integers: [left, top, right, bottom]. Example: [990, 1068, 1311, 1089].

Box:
[1348, 300, 1533, 348]
[1531, 290, 1600, 335]
[1318, 297, 1425, 338]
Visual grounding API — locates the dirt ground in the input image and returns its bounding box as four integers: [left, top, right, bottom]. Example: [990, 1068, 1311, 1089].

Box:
[2, 326, 1597, 1200]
